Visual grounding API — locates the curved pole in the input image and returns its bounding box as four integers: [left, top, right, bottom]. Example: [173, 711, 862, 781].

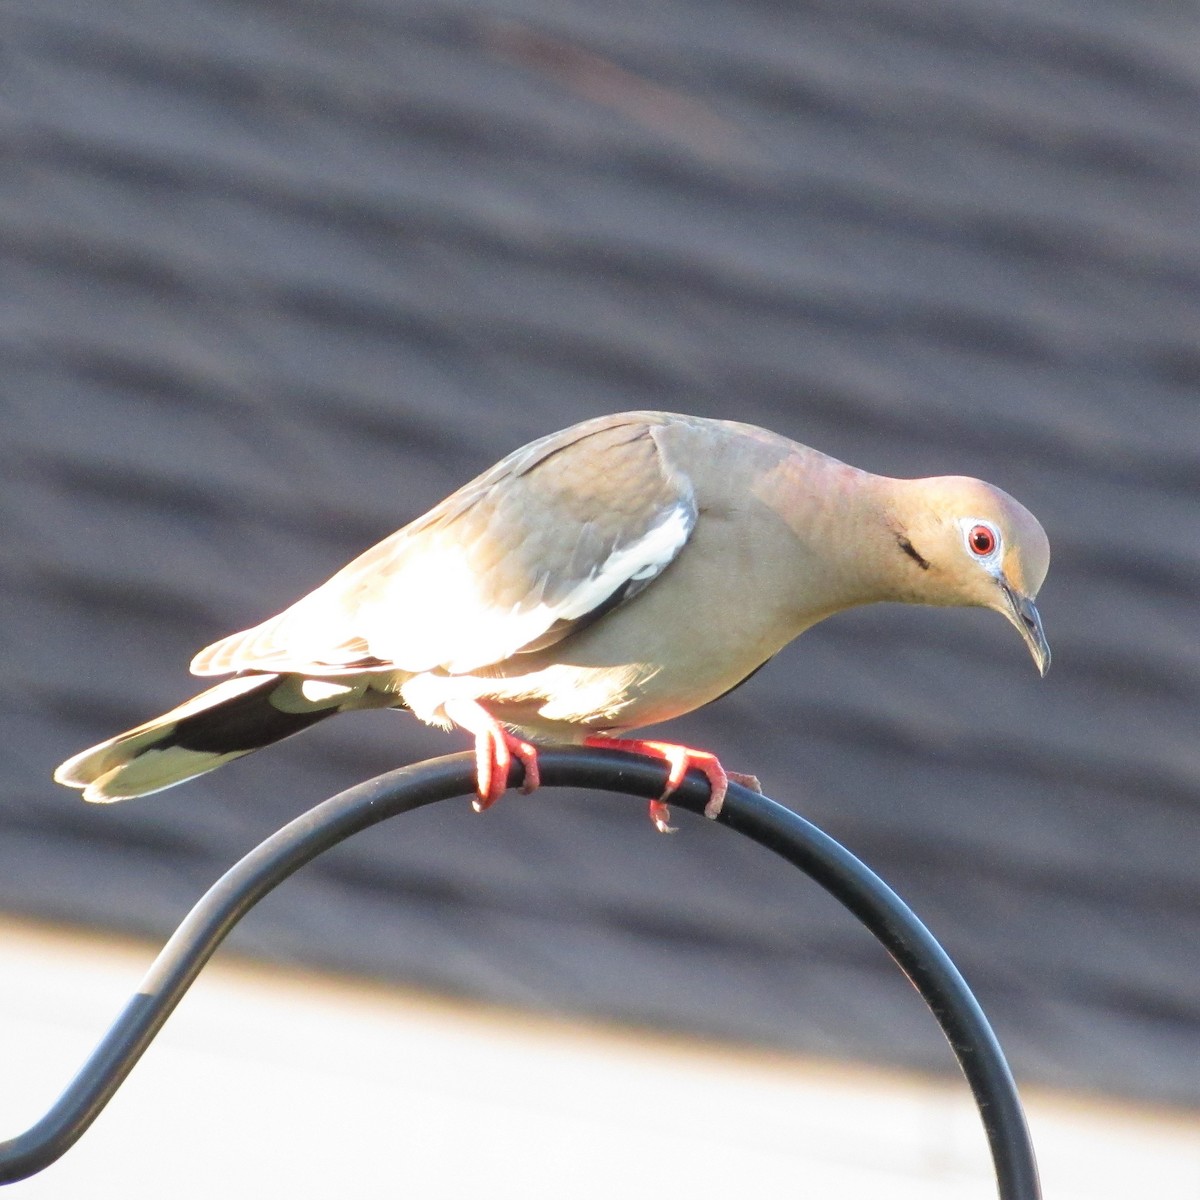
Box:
[0, 749, 1040, 1198]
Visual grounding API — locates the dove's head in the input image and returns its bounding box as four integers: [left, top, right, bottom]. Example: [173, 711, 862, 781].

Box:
[887, 475, 1051, 675]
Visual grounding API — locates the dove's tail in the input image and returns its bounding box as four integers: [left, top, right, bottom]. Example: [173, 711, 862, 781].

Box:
[53, 674, 381, 802]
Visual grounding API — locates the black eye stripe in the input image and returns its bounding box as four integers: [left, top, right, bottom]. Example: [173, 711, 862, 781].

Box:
[896, 535, 931, 570]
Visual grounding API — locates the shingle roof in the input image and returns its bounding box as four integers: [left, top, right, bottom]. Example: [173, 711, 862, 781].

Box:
[5, 0, 1199, 1104]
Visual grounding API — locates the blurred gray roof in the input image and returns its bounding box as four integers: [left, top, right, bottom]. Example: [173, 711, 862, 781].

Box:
[4, 0, 1199, 1105]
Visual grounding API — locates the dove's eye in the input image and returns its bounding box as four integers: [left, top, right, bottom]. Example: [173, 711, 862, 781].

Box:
[967, 523, 998, 556]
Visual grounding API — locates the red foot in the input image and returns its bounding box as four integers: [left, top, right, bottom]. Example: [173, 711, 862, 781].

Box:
[443, 699, 541, 811]
[584, 737, 760, 830]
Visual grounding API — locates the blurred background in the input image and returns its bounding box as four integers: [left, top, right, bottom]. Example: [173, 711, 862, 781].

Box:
[4, 0, 1199, 1193]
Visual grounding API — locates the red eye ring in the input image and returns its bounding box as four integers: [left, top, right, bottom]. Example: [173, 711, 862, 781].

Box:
[968, 524, 997, 556]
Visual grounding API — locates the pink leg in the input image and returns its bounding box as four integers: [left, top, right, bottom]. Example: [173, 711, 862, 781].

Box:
[443, 699, 541, 811]
[583, 736, 761, 830]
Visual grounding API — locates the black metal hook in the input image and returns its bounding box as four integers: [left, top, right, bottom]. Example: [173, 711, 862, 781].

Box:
[0, 748, 1040, 1197]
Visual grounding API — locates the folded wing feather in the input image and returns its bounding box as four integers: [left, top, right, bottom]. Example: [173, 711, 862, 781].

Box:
[190, 414, 697, 679]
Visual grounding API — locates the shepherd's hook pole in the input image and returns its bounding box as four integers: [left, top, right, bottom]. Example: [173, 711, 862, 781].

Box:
[0, 748, 1040, 1198]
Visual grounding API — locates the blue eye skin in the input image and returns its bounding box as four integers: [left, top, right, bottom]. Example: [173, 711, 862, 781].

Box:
[968, 524, 997, 556]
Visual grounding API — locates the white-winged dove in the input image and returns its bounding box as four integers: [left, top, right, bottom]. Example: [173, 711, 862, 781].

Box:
[55, 411, 1050, 829]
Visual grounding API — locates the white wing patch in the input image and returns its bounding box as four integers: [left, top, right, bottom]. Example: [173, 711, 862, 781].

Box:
[362, 501, 694, 675]
[552, 501, 692, 620]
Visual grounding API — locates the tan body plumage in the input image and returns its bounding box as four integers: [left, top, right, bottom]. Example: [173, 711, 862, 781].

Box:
[55, 412, 1050, 811]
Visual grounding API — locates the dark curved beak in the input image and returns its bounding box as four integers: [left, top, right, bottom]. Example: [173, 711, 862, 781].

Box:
[1001, 583, 1050, 677]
